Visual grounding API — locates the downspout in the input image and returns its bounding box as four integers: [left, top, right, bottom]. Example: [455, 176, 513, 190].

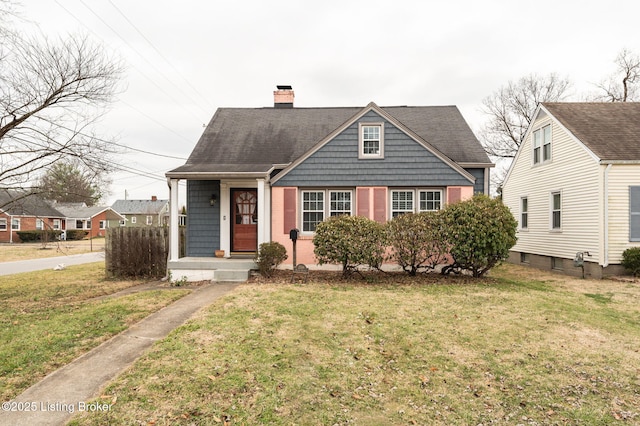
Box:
[9, 215, 13, 243]
[603, 164, 612, 267]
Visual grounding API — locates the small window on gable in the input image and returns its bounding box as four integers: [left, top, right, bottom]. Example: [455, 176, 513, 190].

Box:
[533, 124, 551, 164]
[359, 123, 384, 159]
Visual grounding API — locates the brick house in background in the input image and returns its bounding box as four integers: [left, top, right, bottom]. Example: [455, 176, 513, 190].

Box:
[0, 189, 65, 243]
[53, 202, 125, 239]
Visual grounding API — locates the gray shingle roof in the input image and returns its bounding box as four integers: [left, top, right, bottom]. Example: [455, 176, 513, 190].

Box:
[168, 104, 491, 176]
[0, 189, 65, 217]
[542, 102, 640, 161]
[111, 199, 169, 215]
[53, 203, 118, 220]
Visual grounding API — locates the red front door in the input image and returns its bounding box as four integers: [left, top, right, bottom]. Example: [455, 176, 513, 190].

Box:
[232, 189, 258, 252]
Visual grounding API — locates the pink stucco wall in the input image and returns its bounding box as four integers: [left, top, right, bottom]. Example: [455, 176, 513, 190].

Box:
[270, 185, 475, 266]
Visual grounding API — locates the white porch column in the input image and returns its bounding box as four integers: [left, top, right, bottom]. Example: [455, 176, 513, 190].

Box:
[220, 183, 231, 257]
[257, 178, 267, 247]
[169, 178, 180, 261]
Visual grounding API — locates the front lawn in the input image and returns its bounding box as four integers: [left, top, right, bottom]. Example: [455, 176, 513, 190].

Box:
[0, 263, 189, 401]
[70, 264, 640, 425]
[0, 239, 105, 262]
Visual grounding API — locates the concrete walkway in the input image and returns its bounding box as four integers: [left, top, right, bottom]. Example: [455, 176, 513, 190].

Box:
[0, 281, 239, 426]
[0, 252, 105, 276]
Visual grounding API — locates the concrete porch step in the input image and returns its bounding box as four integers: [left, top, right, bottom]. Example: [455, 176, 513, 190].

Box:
[168, 257, 257, 282]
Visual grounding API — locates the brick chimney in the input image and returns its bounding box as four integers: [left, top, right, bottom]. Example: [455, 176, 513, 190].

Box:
[274, 85, 294, 108]
[151, 195, 157, 201]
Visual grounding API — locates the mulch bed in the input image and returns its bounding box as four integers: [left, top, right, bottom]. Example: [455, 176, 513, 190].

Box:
[247, 268, 496, 286]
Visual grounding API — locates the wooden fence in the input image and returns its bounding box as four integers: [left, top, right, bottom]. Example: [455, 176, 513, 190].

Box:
[105, 227, 185, 278]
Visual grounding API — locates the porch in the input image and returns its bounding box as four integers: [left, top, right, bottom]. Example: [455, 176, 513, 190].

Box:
[168, 256, 258, 282]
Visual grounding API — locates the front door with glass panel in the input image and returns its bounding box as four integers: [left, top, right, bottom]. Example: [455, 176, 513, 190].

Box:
[232, 189, 257, 251]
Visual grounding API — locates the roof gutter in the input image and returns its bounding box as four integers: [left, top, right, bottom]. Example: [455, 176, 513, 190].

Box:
[165, 171, 271, 180]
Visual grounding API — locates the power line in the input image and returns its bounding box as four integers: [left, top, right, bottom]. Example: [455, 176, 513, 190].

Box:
[107, 0, 215, 112]
[77, 0, 212, 121]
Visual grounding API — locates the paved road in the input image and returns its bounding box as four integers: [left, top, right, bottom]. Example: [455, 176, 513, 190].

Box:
[0, 252, 105, 276]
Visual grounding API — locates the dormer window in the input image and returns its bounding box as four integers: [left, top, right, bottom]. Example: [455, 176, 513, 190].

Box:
[359, 123, 384, 159]
[533, 124, 551, 164]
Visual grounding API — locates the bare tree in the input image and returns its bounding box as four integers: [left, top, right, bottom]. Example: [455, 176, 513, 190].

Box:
[479, 73, 572, 159]
[592, 48, 640, 102]
[0, 2, 123, 209]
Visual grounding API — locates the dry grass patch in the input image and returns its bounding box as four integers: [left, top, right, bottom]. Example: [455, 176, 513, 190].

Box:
[0, 239, 105, 262]
[71, 264, 640, 425]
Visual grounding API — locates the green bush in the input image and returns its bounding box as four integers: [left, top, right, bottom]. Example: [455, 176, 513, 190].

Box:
[313, 215, 387, 277]
[255, 241, 288, 277]
[65, 230, 88, 240]
[440, 195, 517, 277]
[386, 212, 448, 275]
[16, 230, 63, 242]
[621, 247, 640, 276]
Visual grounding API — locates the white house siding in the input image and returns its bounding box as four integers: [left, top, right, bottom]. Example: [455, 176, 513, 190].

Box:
[606, 165, 640, 263]
[503, 115, 602, 264]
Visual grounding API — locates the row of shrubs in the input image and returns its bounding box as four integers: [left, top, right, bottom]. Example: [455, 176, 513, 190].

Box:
[256, 195, 517, 278]
[15, 229, 88, 242]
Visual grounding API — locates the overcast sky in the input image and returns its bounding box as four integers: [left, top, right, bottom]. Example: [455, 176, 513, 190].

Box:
[14, 0, 640, 205]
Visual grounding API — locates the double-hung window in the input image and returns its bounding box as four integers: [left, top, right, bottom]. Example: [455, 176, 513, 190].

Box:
[302, 190, 353, 232]
[36, 219, 44, 230]
[359, 123, 384, 158]
[329, 191, 352, 217]
[521, 197, 528, 229]
[418, 190, 442, 212]
[302, 191, 324, 232]
[0, 218, 6, 231]
[146, 215, 153, 225]
[630, 186, 640, 241]
[551, 191, 561, 230]
[391, 190, 414, 217]
[533, 124, 551, 164]
[53, 219, 61, 230]
[11, 218, 20, 231]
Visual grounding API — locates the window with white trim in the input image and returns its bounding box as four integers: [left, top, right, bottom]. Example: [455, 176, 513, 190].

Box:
[36, 219, 44, 230]
[11, 218, 20, 230]
[146, 215, 153, 225]
[359, 123, 384, 158]
[329, 191, 352, 217]
[521, 197, 528, 229]
[418, 190, 442, 212]
[76, 220, 84, 229]
[551, 191, 561, 230]
[302, 191, 324, 232]
[53, 219, 61, 230]
[391, 190, 414, 217]
[0, 218, 6, 231]
[131, 216, 137, 224]
[630, 186, 640, 241]
[99, 220, 106, 230]
[533, 124, 551, 164]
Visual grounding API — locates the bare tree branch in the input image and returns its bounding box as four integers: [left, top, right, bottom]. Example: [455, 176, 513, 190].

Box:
[479, 73, 572, 160]
[591, 48, 640, 102]
[0, 7, 124, 209]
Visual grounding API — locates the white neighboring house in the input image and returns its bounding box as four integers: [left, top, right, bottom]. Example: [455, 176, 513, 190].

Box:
[502, 102, 640, 278]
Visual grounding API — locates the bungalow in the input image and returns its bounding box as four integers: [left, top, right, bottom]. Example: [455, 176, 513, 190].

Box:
[52, 202, 125, 239]
[0, 189, 65, 243]
[502, 102, 640, 278]
[165, 86, 493, 281]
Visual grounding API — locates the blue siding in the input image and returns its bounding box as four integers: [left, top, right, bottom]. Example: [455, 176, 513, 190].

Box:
[273, 111, 474, 187]
[186, 180, 220, 256]
[465, 168, 488, 194]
